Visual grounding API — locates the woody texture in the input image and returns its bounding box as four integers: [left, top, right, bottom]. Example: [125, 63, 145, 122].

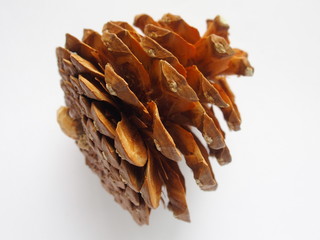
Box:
[56, 13, 253, 225]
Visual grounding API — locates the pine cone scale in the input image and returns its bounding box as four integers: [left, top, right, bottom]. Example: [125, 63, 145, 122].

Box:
[140, 149, 163, 209]
[114, 116, 147, 167]
[159, 13, 201, 44]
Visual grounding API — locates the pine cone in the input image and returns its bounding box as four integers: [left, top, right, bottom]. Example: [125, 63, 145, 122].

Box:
[56, 13, 253, 225]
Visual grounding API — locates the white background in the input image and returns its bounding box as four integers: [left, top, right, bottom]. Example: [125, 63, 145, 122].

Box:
[1, 0, 320, 239]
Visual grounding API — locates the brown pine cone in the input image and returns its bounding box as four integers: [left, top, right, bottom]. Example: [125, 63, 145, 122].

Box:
[56, 13, 253, 225]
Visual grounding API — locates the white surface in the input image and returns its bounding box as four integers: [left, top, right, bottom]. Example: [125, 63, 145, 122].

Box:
[1, 0, 320, 239]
